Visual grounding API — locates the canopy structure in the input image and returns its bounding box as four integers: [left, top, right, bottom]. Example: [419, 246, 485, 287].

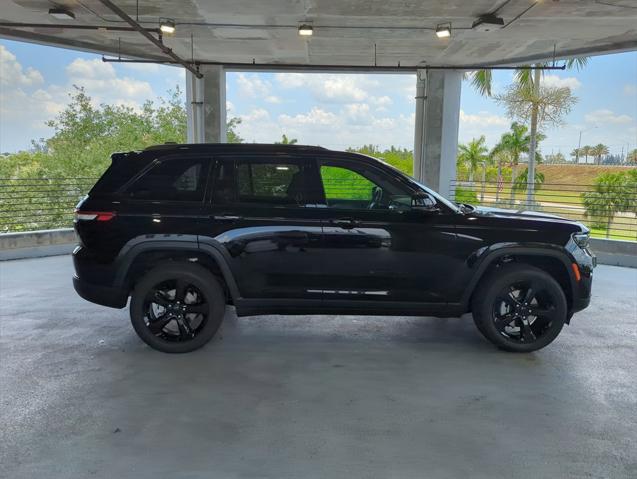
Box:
[1, 0, 636, 68]
[2, 0, 636, 195]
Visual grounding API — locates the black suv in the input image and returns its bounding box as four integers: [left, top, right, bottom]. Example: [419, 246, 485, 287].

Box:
[73, 144, 594, 353]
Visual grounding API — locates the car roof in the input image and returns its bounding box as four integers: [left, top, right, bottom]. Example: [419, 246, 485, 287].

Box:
[142, 143, 329, 154]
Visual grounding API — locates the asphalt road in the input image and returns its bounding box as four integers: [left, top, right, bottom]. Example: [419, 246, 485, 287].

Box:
[1, 255, 636, 478]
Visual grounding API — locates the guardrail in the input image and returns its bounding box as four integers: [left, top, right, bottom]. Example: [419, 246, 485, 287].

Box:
[450, 180, 637, 241]
[1, 177, 636, 242]
[0, 178, 96, 233]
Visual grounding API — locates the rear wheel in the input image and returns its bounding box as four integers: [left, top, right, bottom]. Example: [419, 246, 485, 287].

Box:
[472, 264, 567, 352]
[130, 263, 225, 353]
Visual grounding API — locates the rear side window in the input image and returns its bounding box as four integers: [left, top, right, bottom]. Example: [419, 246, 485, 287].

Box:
[237, 161, 301, 202]
[126, 157, 210, 201]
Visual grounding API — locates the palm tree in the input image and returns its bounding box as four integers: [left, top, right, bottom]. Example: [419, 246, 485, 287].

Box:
[582, 172, 629, 237]
[591, 143, 609, 165]
[570, 147, 583, 163]
[276, 134, 298, 145]
[491, 123, 531, 205]
[466, 58, 587, 202]
[580, 145, 593, 164]
[457, 136, 488, 183]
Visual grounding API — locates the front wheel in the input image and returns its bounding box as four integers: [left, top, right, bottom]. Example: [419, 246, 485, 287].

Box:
[472, 264, 568, 352]
[130, 263, 226, 353]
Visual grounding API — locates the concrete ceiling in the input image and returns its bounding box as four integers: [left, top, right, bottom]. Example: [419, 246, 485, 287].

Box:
[1, 0, 636, 69]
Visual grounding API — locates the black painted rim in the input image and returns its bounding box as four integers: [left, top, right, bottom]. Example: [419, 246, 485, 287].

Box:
[142, 278, 209, 342]
[491, 280, 558, 344]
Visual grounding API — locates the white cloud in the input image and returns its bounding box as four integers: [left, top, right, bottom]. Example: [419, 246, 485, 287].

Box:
[275, 73, 381, 103]
[264, 95, 282, 104]
[121, 62, 161, 74]
[624, 84, 636, 96]
[542, 75, 581, 90]
[240, 108, 271, 122]
[585, 109, 633, 125]
[66, 58, 116, 79]
[237, 73, 271, 98]
[460, 110, 508, 126]
[279, 107, 338, 126]
[0, 45, 43, 86]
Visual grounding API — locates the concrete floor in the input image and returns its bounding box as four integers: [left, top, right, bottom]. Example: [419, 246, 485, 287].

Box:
[1, 256, 636, 479]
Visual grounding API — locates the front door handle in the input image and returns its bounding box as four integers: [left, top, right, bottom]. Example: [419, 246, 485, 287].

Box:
[331, 218, 360, 229]
[213, 214, 242, 222]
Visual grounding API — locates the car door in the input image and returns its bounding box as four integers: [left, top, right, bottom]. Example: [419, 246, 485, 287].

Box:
[316, 158, 460, 305]
[202, 154, 326, 300]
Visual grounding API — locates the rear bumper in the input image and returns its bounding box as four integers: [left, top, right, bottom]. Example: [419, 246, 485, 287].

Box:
[73, 275, 127, 309]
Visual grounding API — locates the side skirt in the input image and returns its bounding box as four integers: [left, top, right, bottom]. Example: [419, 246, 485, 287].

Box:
[234, 298, 464, 318]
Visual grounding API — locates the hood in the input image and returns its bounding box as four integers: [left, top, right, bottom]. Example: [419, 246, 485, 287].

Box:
[473, 205, 565, 220]
[470, 205, 589, 233]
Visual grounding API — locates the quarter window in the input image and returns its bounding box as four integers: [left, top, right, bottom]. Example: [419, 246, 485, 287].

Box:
[126, 158, 209, 201]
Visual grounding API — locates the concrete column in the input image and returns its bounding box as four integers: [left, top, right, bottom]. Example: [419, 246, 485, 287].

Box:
[186, 65, 226, 143]
[413, 69, 462, 199]
[185, 70, 204, 143]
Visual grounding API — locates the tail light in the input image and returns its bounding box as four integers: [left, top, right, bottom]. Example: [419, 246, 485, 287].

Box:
[74, 210, 116, 222]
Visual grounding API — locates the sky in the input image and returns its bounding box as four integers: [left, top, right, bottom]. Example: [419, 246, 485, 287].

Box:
[1, 38, 636, 157]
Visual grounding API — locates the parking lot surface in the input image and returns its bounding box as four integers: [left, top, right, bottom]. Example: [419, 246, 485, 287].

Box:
[1, 255, 636, 478]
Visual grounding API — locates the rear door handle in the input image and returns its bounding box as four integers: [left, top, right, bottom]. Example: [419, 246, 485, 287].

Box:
[212, 214, 242, 222]
[331, 218, 360, 229]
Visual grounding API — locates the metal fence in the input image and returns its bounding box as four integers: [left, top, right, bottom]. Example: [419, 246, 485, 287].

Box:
[0, 178, 97, 233]
[450, 180, 637, 241]
[1, 177, 636, 242]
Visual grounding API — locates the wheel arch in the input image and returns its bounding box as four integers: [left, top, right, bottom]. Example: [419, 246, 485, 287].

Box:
[113, 236, 241, 303]
[462, 245, 578, 316]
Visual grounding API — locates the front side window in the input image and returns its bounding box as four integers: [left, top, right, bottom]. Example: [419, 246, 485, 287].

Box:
[126, 158, 209, 201]
[319, 161, 411, 210]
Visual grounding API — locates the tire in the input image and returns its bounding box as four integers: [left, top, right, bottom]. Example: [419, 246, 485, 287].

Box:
[471, 264, 567, 353]
[130, 263, 226, 353]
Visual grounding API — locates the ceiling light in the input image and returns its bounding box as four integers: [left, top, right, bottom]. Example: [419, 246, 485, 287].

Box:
[48, 8, 75, 20]
[298, 24, 313, 36]
[435, 23, 451, 38]
[159, 18, 176, 34]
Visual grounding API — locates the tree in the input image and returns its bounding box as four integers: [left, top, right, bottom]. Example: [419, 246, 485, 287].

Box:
[491, 122, 532, 205]
[226, 117, 243, 144]
[626, 149, 637, 165]
[466, 58, 586, 204]
[513, 168, 545, 193]
[457, 136, 488, 182]
[545, 152, 566, 164]
[580, 145, 593, 164]
[275, 134, 298, 145]
[590, 143, 609, 165]
[570, 148, 583, 163]
[582, 172, 629, 237]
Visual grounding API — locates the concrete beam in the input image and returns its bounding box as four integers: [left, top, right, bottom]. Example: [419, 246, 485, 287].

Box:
[413, 69, 462, 199]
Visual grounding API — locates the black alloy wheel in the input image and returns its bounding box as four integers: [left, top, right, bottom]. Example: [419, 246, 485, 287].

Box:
[472, 264, 568, 352]
[130, 263, 225, 353]
[143, 279, 209, 342]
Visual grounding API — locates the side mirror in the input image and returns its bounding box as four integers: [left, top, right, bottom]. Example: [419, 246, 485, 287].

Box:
[411, 193, 440, 213]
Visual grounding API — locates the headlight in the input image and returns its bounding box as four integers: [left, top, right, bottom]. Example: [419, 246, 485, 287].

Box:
[572, 232, 590, 249]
